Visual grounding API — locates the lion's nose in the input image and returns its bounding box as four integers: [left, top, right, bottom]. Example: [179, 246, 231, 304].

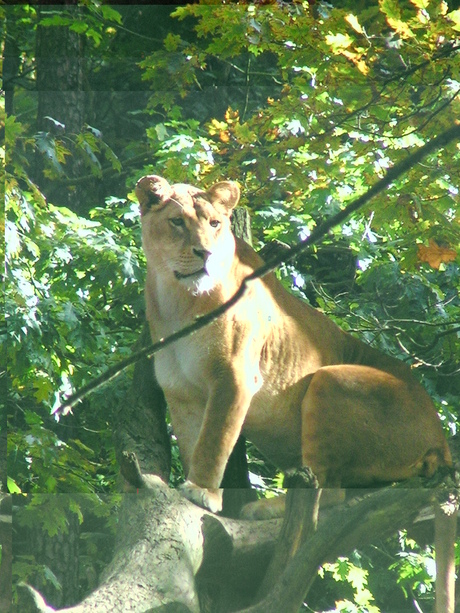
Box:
[193, 248, 211, 262]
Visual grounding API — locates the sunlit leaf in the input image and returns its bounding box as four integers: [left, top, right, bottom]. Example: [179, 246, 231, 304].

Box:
[345, 13, 364, 34]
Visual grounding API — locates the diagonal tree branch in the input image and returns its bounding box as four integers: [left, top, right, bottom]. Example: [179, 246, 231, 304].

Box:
[53, 122, 460, 418]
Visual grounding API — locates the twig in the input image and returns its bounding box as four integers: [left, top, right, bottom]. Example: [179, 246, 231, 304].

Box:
[52, 122, 460, 417]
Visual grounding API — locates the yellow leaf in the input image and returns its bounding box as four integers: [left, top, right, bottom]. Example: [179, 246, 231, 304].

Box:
[219, 130, 231, 143]
[386, 17, 414, 38]
[211, 118, 227, 130]
[356, 60, 369, 75]
[208, 118, 228, 136]
[417, 240, 457, 269]
[448, 9, 460, 31]
[341, 49, 369, 75]
[345, 13, 364, 34]
[325, 32, 352, 51]
[225, 107, 239, 122]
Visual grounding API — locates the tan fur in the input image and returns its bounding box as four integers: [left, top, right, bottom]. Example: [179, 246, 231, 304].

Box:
[136, 175, 452, 517]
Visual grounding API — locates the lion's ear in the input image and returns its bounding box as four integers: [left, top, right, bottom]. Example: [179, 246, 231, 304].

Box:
[206, 181, 240, 213]
[136, 175, 172, 215]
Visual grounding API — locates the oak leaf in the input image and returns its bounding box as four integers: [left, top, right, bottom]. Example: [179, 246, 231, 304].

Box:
[417, 240, 457, 269]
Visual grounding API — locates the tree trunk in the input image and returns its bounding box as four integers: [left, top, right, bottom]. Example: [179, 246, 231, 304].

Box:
[3, 23, 20, 117]
[34, 5, 96, 214]
[0, 495, 12, 613]
[14, 497, 80, 612]
[17, 478, 457, 613]
[33, 506, 80, 609]
[257, 469, 321, 598]
[113, 324, 171, 484]
[36, 6, 85, 136]
[0, 372, 7, 492]
[17, 481, 277, 613]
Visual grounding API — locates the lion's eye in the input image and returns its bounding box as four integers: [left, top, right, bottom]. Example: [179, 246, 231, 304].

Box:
[169, 217, 185, 228]
[210, 220, 220, 228]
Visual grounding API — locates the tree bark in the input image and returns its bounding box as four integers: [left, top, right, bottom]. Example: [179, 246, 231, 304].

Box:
[256, 468, 321, 598]
[434, 496, 458, 613]
[36, 7, 85, 136]
[3, 22, 20, 117]
[113, 323, 171, 484]
[17, 476, 458, 613]
[17, 481, 277, 613]
[34, 5, 96, 214]
[238, 482, 456, 613]
[0, 371, 7, 492]
[31, 506, 80, 609]
[0, 495, 12, 613]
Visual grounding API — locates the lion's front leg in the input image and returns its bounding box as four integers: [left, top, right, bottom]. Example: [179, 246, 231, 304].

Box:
[181, 372, 254, 513]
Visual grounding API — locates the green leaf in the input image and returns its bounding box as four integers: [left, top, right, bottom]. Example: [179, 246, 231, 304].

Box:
[86, 28, 102, 46]
[69, 21, 88, 35]
[100, 5, 122, 24]
[164, 33, 182, 52]
[35, 132, 64, 175]
[379, 0, 402, 20]
[448, 9, 460, 31]
[7, 477, 22, 494]
[39, 15, 73, 28]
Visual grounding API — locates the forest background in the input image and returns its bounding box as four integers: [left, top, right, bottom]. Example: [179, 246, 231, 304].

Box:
[2, 0, 460, 611]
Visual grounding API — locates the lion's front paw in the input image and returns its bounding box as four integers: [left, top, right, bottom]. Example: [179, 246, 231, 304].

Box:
[179, 480, 223, 513]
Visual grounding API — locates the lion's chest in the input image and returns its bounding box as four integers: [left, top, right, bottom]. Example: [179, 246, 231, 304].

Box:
[154, 334, 211, 399]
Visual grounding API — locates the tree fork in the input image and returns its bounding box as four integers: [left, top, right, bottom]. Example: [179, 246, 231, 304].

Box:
[17, 475, 457, 613]
[239, 478, 457, 613]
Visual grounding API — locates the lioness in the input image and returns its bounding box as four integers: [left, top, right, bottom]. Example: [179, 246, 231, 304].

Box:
[137, 175, 454, 608]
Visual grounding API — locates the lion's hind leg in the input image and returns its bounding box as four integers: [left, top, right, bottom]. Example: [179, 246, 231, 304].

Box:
[300, 364, 450, 489]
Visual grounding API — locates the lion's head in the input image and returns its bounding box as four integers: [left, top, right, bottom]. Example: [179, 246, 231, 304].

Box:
[136, 175, 240, 294]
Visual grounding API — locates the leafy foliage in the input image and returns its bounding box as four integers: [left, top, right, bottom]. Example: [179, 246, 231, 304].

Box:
[138, 0, 460, 434]
[320, 556, 381, 612]
[4, 0, 460, 609]
[7, 186, 143, 493]
[6, 113, 144, 494]
[13, 494, 119, 604]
